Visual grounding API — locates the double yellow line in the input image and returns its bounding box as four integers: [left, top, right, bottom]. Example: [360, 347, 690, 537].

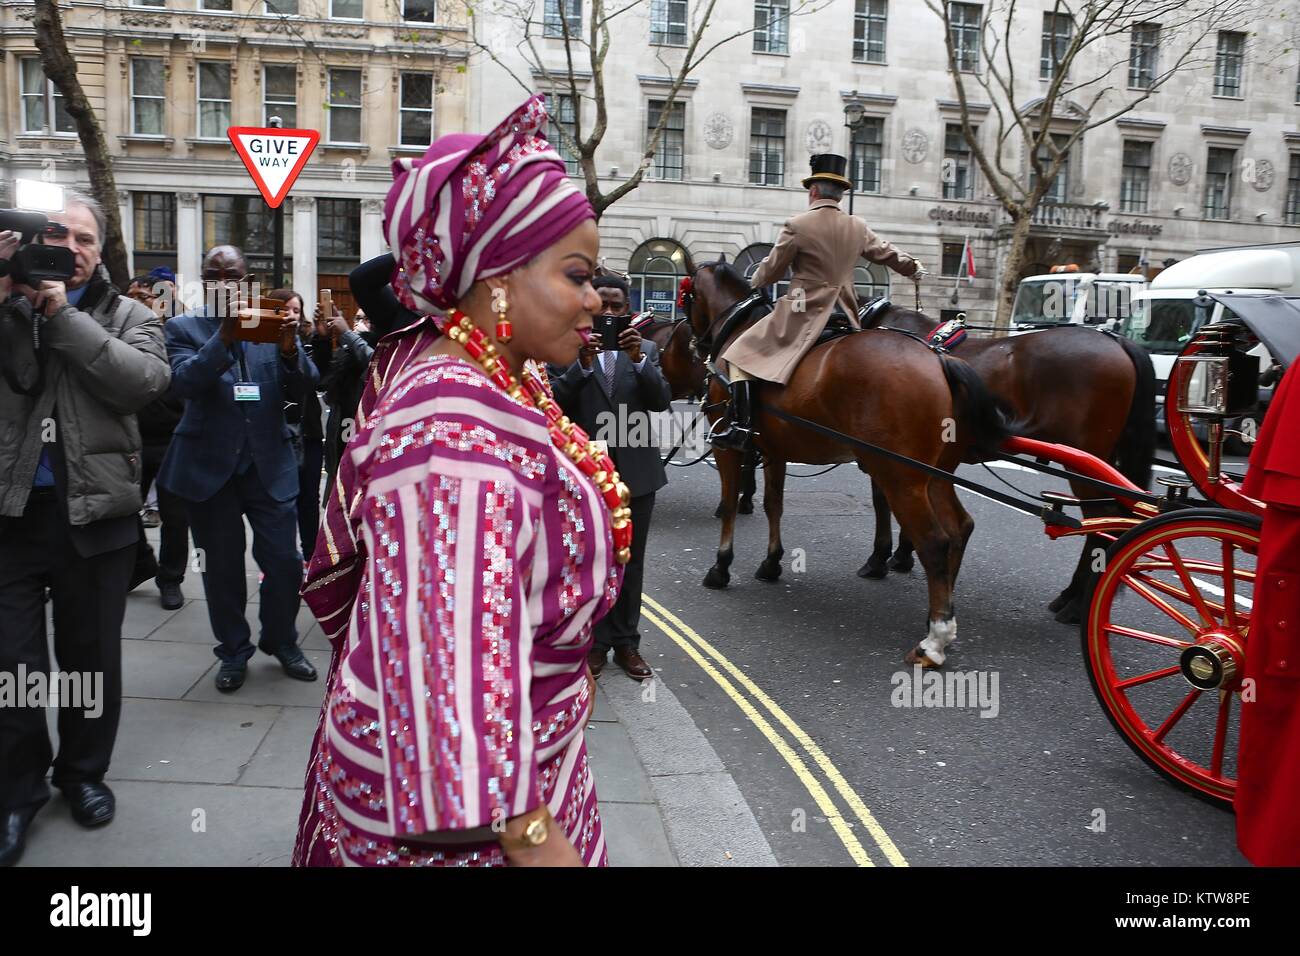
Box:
[639, 594, 908, 867]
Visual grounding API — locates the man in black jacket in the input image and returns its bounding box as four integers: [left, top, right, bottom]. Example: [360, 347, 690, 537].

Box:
[550, 275, 672, 681]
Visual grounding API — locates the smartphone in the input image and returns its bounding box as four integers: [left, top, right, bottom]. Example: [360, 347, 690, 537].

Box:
[319, 289, 333, 320]
[234, 296, 287, 344]
[598, 313, 632, 351]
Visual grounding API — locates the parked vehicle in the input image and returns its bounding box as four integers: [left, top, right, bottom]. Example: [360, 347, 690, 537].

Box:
[1010, 269, 1146, 333]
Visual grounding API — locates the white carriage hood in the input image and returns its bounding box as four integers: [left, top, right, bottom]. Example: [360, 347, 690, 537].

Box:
[1152, 244, 1300, 295]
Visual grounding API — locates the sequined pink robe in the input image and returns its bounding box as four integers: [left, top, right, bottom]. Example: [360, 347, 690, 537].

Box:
[293, 335, 619, 866]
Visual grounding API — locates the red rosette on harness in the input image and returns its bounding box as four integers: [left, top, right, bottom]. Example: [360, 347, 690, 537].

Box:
[676, 275, 693, 309]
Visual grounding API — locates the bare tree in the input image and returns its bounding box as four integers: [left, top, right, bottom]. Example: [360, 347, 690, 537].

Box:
[927, 0, 1267, 330]
[462, 0, 828, 219]
[32, 0, 130, 289]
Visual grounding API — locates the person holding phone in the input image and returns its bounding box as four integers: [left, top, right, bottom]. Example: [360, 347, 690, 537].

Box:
[550, 274, 672, 681]
[157, 245, 320, 693]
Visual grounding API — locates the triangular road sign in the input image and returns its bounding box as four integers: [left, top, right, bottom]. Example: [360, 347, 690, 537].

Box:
[227, 126, 321, 208]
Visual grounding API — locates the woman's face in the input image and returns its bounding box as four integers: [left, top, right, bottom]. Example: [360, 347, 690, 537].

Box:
[480, 219, 601, 368]
[283, 296, 303, 322]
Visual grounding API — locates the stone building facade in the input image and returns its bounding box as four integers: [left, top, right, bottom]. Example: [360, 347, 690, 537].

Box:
[468, 0, 1300, 324]
[0, 0, 467, 316]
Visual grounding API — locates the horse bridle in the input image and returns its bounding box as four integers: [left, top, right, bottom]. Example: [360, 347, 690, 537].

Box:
[681, 273, 767, 364]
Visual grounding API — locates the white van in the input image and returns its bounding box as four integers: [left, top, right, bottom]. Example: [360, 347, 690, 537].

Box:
[1010, 271, 1146, 332]
[1121, 242, 1300, 445]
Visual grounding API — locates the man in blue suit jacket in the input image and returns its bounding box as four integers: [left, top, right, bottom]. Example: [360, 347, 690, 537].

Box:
[158, 246, 319, 692]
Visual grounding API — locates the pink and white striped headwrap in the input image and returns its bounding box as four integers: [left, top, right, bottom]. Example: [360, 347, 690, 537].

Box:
[385, 95, 595, 314]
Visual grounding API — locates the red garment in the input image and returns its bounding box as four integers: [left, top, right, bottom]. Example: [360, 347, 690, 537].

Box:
[1236, 365, 1300, 866]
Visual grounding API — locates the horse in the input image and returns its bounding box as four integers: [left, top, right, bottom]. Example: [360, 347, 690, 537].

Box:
[856, 306, 1157, 625]
[641, 316, 708, 401]
[684, 261, 1017, 667]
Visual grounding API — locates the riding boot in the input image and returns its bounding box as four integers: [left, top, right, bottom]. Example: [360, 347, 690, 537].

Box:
[710, 379, 757, 452]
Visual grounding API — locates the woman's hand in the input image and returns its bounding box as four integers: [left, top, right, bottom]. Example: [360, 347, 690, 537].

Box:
[499, 809, 583, 867]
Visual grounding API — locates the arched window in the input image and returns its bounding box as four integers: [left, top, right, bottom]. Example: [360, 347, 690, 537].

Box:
[735, 242, 791, 298]
[629, 238, 690, 320]
[854, 259, 890, 303]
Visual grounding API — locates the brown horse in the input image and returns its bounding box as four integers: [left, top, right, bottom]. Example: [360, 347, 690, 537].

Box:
[642, 317, 708, 401]
[685, 261, 1016, 667]
[857, 306, 1156, 625]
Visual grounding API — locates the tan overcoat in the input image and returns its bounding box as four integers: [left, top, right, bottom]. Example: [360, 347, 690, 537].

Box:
[721, 198, 919, 384]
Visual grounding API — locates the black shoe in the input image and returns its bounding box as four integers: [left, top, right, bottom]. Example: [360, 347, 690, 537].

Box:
[261, 642, 318, 682]
[215, 660, 247, 692]
[159, 582, 184, 610]
[710, 380, 757, 452]
[60, 782, 115, 828]
[0, 805, 40, 867]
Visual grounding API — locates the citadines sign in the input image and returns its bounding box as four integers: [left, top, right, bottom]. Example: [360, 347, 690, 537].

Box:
[1108, 218, 1164, 237]
[928, 206, 995, 228]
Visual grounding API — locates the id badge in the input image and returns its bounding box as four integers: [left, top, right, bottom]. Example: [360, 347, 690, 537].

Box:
[234, 382, 262, 402]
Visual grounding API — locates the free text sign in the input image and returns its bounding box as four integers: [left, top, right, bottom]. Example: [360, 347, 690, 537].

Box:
[227, 126, 321, 208]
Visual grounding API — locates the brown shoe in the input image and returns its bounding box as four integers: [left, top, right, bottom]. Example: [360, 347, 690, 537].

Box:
[587, 647, 607, 678]
[613, 646, 653, 681]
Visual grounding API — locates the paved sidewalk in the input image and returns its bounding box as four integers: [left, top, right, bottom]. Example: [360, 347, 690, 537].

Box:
[18, 525, 774, 867]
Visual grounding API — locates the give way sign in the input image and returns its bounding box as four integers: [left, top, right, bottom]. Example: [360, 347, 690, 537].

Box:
[227, 126, 321, 208]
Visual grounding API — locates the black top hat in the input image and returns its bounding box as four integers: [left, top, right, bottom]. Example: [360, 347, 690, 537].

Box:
[802, 153, 852, 189]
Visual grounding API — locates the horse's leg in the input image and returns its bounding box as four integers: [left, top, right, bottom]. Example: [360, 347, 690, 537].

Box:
[887, 478, 959, 668]
[889, 528, 916, 574]
[704, 447, 743, 589]
[755, 457, 786, 581]
[930, 480, 975, 591]
[859, 475, 893, 579]
[738, 448, 757, 515]
[1048, 483, 1108, 623]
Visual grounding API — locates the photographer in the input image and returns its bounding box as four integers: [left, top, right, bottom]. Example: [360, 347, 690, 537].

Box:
[157, 246, 319, 694]
[0, 192, 171, 866]
[314, 298, 376, 490]
[550, 274, 671, 681]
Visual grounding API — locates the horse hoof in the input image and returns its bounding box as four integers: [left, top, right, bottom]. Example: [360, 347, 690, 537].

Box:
[703, 567, 730, 590]
[858, 558, 888, 579]
[888, 555, 914, 573]
[1054, 601, 1083, 626]
[1047, 591, 1073, 614]
[755, 560, 782, 582]
[903, 646, 942, 668]
[738, 499, 754, 516]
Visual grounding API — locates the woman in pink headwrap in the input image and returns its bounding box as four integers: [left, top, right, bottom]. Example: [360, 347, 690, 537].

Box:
[291, 96, 631, 867]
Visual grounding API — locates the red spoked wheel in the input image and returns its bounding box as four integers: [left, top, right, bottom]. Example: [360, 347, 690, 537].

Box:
[1084, 509, 1260, 808]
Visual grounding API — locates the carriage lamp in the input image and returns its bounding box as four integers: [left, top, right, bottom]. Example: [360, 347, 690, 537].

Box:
[1174, 355, 1231, 417]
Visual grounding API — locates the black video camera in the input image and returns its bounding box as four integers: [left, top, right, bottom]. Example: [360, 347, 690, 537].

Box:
[0, 209, 76, 287]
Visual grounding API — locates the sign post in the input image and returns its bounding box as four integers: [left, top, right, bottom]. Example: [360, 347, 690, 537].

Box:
[227, 124, 320, 288]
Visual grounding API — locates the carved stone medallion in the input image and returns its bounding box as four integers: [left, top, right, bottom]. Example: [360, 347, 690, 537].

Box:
[806, 119, 833, 155]
[703, 112, 733, 151]
[901, 129, 929, 165]
[1167, 152, 1193, 186]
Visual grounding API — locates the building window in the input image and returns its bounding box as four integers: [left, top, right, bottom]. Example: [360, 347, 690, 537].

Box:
[328, 69, 363, 143]
[941, 242, 966, 277]
[331, 0, 364, 18]
[263, 64, 297, 128]
[130, 58, 166, 136]
[1214, 31, 1244, 97]
[133, 192, 176, 254]
[748, 107, 786, 186]
[1033, 132, 1071, 204]
[1040, 12, 1072, 80]
[1204, 147, 1234, 219]
[1128, 22, 1159, 89]
[1120, 140, 1151, 213]
[203, 195, 294, 280]
[19, 58, 74, 134]
[202, 0, 233, 9]
[317, 198, 361, 261]
[754, 0, 789, 55]
[850, 117, 883, 193]
[650, 0, 687, 46]
[197, 62, 232, 139]
[1286, 155, 1300, 225]
[949, 3, 982, 73]
[853, 0, 887, 64]
[403, 0, 436, 21]
[265, 0, 299, 13]
[736, 242, 792, 298]
[130, 0, 166, 6]
[647, 99, 686, 181]
[942, 123, 975, 200]
[399, 73, 434, 146]
[629, 238, 690, 320]
[854, 259, 890, 302]
[545, 93, 580, 176]
[543, 0, 581, 37]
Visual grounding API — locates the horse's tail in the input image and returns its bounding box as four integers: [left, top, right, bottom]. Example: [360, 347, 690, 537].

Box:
[937, 353, 1020, 455]
[1111, 332, 1157, 491]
